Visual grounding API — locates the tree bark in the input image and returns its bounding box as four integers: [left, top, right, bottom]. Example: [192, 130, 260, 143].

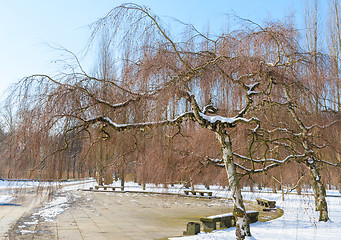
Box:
[121, 169, 125, 191]
[307, 158, 329, 222]
[216, 130, 251, 239]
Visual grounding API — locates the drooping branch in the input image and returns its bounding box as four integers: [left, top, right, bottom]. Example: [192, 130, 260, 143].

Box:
[79, 111, 195, 132]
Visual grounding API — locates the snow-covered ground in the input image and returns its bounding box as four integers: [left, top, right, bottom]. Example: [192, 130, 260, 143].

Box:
[167, 191, 341, 240]
[1, 179, 341, 239]
[0, 178, 96, 235]
[0, 194, 13, 204]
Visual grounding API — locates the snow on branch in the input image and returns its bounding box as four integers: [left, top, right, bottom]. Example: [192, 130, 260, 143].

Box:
[233, 152, 305, 164]
[202, 104, 218, 114]
[232, 153, 307, 173]
[245, 82, 260, 96]
[316, 159, 341, 167]
[198, 112, 259, 126]
[207, 152, 306, 173]
[206, 157, 225, 168]
[84, 111, 195, 131]
[207, 155, 302, 173]
[95, 97, 142, 110]
[306, 119, 341, 131]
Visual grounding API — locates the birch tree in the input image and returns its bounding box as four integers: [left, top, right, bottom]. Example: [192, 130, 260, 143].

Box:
[258, 78, 339, 222]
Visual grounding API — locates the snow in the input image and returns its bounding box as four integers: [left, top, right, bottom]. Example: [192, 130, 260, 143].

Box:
[0, 178, 95, 190]
[33, 195, 70, 222]
[198, 112, 259, 126]
[247, 90, 259, 95]
[0, 194, 13, 203]
[0, 178, 96, 235]
[207, 213, 233, 219]
[199, 112, 236, 124]
[199, 112, 250, 125]
[245, 83, 259, 90]
[169, 190, 341, 240]
[207, 211, 257, 219]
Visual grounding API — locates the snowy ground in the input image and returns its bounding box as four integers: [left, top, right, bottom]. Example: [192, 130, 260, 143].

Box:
[1, 179, 341, 239]
[0, 178, 95, 235]
[168, 191, 341, 240]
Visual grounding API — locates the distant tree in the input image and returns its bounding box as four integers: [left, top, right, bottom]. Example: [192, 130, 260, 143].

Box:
[328, 0, 341, 112]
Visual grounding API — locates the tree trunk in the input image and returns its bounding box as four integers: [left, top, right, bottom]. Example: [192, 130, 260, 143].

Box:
[216, 130, 251, 239]
[72, 156, 76, 179]
[114, 170, 119, 182]
[121, 169, 125, 191]
[66, 158, 70, 179]
[272, 179, 277, 193]
[307, 158, 329, 222]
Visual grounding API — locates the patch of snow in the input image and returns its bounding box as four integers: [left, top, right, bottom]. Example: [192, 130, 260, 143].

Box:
[19, 230, 37, 235]
[0, 195, 13, 203]
[245, 82, 259, 90]
[23, 219, 39, 225]
[247, 90, 259, 95]
[199, 112, 237, 124]
[34, 195, 70, 222]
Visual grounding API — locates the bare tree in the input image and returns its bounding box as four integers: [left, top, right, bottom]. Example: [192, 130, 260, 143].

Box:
[5, 3, 341, 239]
[328, 0, 341, 112]
[260, 77, 340, 222]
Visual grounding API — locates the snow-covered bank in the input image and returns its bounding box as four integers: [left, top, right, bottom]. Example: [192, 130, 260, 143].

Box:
[0, 178, 96, 190]
[0, 178, 95, 205]
[0, 194, 13, 203]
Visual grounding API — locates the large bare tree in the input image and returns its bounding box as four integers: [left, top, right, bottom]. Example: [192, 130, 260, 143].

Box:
[4, 4, 341, 239]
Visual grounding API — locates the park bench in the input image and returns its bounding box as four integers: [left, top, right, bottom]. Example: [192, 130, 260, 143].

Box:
[90, 186, 121, 191]
[183, 222, 201, 235]
[200, 211, 259, 232]
[256, 198, 276, 208]
[183, 190, 213, 197]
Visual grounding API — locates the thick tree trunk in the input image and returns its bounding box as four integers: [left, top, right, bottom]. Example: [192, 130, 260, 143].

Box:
[307, 158, 329, 222]
[216, 130, 251, 240]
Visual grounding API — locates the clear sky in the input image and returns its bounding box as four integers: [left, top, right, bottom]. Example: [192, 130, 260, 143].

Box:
[0, 0, 308, 99]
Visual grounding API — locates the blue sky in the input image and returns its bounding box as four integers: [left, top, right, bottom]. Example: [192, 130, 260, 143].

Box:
[0, 0, 307, 98]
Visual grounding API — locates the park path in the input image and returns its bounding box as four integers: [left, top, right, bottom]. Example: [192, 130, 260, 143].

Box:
[53, 191, 235, 240]
[0, 190, 49, 240]
[5, 189, 270, 240]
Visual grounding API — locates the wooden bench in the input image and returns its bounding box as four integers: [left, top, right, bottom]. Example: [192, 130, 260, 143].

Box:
[200, 211, 259, 232]
[256, 198, 276, 208]
[184, 190, 213, 197]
